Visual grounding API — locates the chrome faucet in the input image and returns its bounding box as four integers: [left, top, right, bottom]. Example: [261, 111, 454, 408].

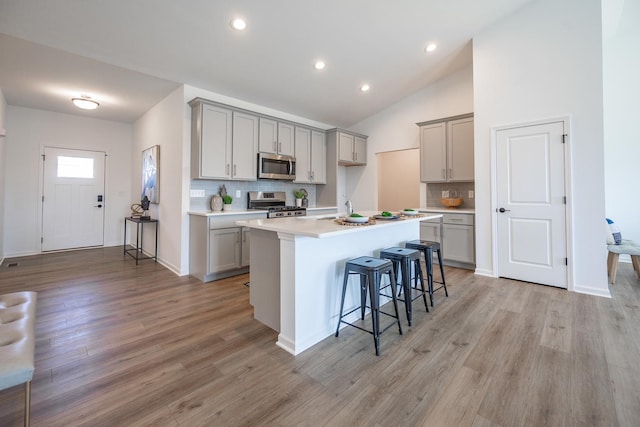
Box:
[345, 200, 353, 215]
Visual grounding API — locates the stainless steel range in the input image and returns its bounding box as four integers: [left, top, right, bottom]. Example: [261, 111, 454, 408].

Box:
[247, 191, 307, 218]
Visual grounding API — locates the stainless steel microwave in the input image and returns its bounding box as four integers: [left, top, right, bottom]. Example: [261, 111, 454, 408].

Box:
[257, 152, 296, 180]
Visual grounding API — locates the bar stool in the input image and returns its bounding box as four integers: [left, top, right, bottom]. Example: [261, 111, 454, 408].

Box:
[405, 240, 448, 307]
[335, 256, 403, 356]
[379, 247, 429, 326]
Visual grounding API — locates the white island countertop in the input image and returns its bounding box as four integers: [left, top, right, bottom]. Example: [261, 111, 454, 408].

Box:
[237, 210, 443, 355]
[236, 211, 443, 238]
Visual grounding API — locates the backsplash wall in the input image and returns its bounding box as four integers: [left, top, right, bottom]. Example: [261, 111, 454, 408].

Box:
[426, 182, 475, 209]
[190, 179, 318, 211]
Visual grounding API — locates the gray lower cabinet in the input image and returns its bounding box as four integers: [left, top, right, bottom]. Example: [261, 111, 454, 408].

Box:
[420, 211, 475, 269]
[190, 213, 263, 282]
[208, 228, 242, 273]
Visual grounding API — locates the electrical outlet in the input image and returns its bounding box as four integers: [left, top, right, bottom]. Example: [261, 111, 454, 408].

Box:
[468, 190, 474, 199]
[190, 189, 205, 198]
[442, 190, 450, 198]
[235, 190, 241, 198]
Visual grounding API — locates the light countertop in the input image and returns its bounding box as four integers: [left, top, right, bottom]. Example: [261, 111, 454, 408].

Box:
[418, 207, 475, 214]
[188, 206, 338, 217]
[236, 211, 443, 238]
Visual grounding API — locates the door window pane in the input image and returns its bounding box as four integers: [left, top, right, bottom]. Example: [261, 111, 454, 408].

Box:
[57, 156, 94, 178]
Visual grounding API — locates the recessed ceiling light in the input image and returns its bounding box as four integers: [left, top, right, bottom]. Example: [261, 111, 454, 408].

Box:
[313, 61, 325, 70]
[72, 95, 99, 110]
[425, 43, 437, 53]
[230, 18, 246, 31]
[360, 84, 370, 92]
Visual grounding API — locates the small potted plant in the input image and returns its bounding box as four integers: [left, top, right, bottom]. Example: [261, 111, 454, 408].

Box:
[294, 190, 305, 207]
[222, 194, 233, 210]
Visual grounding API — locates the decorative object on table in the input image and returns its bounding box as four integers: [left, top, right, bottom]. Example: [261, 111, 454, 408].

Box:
[141, 145, 159, 204]
[402, 208, 419, 216]
[130, 203, 144, 218]
[294, 189, 305, 207]
[374, 211, 401, 220]
[140, 196, 151, 220]
[210, 194, 223, 211]
[218, 184, 232, 210]
[440, 197, 463, 208]
[300, 188, 309, 208]
[343, 213, 370, 223]
[335, 217, 376, 226]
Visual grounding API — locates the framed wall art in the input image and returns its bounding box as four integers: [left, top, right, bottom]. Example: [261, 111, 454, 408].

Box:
[141, 145, 159, 203]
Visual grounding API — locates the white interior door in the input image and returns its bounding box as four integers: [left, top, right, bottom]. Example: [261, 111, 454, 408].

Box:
[42, 147, 106, 251]
[496, 121, 567, 288]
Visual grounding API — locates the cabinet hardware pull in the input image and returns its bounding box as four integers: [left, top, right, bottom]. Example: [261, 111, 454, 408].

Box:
[273, 141, 277, 152]
[441, 169, 445, 178]
[226, 164, 230, 175]
[449, 168, 453, 178]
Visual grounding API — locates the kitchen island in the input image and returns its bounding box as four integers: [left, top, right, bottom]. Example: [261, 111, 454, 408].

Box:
[236, 212, 443, 355]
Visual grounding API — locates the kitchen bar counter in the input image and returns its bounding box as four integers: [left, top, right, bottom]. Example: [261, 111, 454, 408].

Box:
[237, 212, 442, 355]
[187, 206, 337, 217]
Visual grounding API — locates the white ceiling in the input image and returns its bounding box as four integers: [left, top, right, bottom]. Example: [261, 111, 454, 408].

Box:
[0, 0, 535, 127]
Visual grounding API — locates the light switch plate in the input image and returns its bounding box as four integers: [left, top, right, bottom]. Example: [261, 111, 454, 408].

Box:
[442, 190, 450, 198]
[190, 189, 205, 198]
[236, 190, 241, 198]
[468, 190, 474, 199]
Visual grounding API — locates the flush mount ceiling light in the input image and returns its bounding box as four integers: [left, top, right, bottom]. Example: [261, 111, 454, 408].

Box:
[230, 18, 247, 31]
[72, 96, 99, 110]
[425, 43, 437, 53]
[360, 84, 370, 92]
[313, 61, 325, 70]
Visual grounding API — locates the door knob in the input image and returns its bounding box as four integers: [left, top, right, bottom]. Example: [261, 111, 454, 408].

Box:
[498, 207, 510, 213]
[94, 204, 103, 208]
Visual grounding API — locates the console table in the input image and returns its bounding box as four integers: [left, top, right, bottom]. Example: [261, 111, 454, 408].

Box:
[124, 217, 158, 265]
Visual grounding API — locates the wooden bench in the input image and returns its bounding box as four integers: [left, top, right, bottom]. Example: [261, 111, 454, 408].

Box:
[607, 240, 640, 284]
[0, 292, 37, 427]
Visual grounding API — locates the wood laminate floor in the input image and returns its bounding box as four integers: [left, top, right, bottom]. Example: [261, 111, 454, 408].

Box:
[1, 247, 639, 426]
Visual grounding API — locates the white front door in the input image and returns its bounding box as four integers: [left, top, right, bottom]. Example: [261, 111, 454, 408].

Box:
[496, 121, 567, 288]
[42, 147, 106, 251]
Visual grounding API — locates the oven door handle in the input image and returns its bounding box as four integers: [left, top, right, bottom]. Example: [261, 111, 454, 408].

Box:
[288, 159, 292, 175]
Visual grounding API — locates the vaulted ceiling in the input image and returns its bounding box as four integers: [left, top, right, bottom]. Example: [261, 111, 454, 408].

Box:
[0, 0, 535, 126]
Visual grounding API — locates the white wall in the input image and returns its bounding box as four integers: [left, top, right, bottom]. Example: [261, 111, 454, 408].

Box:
[4, 107, 133, 257]
[0, 89, 7, 262]
[133, 86, 186, 274]
[349, 66, 474, 211]
[603, 0, 640, 254]
[473, 0, 608, 296]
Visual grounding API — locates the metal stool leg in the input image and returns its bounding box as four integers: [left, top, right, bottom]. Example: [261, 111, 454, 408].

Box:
[436, 248, 448, 297]
[414, 258, 429, 312]
[335, 270, 350, 337]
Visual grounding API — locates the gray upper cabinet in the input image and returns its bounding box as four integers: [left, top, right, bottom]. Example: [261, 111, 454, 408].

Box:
[332, 129, 367, 166]
[231, 111, 259, 180]
[190, 98, 258, 181]
[190, 101, 233, 180]
[259, 118, 294, 156]
[294, 127, 326, 184]
[419, 113, 474, 182]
